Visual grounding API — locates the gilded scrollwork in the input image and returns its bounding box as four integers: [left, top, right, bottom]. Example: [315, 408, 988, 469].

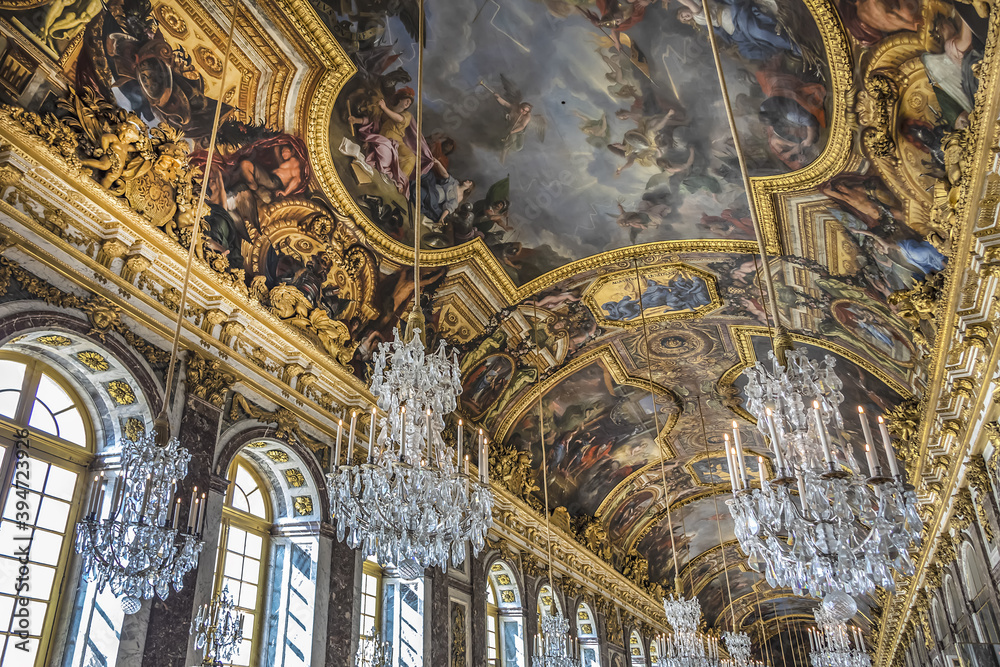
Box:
[185, 353, 237, 408]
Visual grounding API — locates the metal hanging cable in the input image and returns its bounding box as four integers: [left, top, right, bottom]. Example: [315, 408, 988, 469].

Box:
[697, 0, 791, 364]
[154, 0, 240, 441]
[631, 256, 683, 594]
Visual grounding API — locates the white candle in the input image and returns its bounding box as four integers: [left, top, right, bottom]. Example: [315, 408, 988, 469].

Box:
[723, 434, 737, 492]
[482, 438, 489, 484]
[764, 407, 785, 471]
[369, 407, 377, 462]
[187, 487, 198, 531]
[797, 473, 809, 512]
[732, 420, 748, 487]
[758, 455, 766, 483]
[464, 454, 469, 476]
[95, 475, 106, 519]
[333, 419, 343, 470]
[196, 493, 206, 534]
[813, 400, 833, 464]
[347, 410, 358, 464]
[88, 475, 100, 516]
[191, 497, 200, 533]
[172, 497, 181, 528]
[877, 416, 900, 477]
[457, 419, 463, 465]
[139, 473, 152, 519]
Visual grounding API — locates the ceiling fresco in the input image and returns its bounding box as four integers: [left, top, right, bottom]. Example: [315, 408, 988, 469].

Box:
[0, 0, 993, 654]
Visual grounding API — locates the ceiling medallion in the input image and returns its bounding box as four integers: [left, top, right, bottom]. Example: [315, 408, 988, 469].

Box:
[284, 468, 305, 487]
[265, 449, 290, 463]
[37, 334, 72, 347]
[106, 380, 136, 405]
[293, 496, 313, 516]
[76, 350, 110, 372]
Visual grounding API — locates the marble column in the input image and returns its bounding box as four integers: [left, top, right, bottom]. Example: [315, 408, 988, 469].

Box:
[141, 395, 223, 667]
[312, 524, 335, 667]
[428, 566, 451, 665]
[470, 553, 488, 667]
[325, 535, 361, 664]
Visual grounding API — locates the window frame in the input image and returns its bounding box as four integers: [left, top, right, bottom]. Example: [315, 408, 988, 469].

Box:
[487, 578, 500, 666]
[0, 353, 93, 452]
[0, 353, 94, 667]
[214, 458, 272, 667]
[360, 557, 384, 642]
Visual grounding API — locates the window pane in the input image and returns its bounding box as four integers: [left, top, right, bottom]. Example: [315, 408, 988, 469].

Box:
[55, 409, 86, 447]
[45, 466, 76, 501]
[34, 375, 73, 414]
[244, 533, 262, 558]
[35, 498, 69, 533]
[27, 404, 57, 438]
[0, 391, 20, 420]
[0, 360, 26, 392]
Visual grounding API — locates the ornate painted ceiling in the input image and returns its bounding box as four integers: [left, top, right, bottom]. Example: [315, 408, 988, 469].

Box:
[0, 0, 993, 657]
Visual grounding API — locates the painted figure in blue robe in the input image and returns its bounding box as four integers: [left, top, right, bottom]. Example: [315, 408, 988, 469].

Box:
[675, 0, 801, 62]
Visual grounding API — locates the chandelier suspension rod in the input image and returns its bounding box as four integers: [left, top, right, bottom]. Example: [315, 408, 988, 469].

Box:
[407, 0, 426, 341]
[750, 589, 772, 667]
[698, 396, 735, 633]
[632, 257, 681, 593]
[532, 301, 557, 595]
[156, 1, 240, 439]
[697, 0, 789, 364]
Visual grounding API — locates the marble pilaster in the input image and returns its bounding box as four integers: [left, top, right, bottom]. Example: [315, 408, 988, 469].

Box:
[428, 566, 451, 665]
[182, 474, 228, 667]
[470, 553, 488, 667]
[311, 524, 335, 667]
[324, 535, 360, 665]
[141, 395, 223, 667]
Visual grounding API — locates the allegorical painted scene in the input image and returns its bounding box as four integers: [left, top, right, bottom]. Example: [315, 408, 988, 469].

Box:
[321, 0, 831, 283]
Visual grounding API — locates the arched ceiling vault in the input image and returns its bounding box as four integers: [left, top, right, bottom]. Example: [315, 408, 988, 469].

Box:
[4, 0, 994, 649]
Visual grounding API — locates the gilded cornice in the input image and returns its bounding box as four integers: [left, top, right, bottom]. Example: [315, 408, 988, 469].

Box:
[0, 138, 374, 430]
[487, 478, 669, 630]
[875, 6, 1000, 663]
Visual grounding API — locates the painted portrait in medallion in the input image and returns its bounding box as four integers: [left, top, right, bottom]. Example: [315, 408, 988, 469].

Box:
[584, 264, 719, 327]
[319, 0, 831, 285]
[462, 354, 514, 418]
[831, 301, 914, 365]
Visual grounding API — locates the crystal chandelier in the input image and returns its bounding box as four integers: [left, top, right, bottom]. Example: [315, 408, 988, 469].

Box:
[725, 348, 922, 612]
[533, 606, 579, 667]
[328, 327, 494, 569]
[808, 606, 872, 667]
[654, 595, 720, 667]
[720, 631, 766, 667]
[326, 0, 492, 572]
[356, 627, 392, 667]
[190, 586, 245, 666]
[75, 432, 205, 613]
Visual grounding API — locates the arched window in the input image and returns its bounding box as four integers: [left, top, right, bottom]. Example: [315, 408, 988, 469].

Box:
[577, 602, 600, 667]
[962, 542, 989, 597]
[931, 597, 948, 640]
[214, 458, 272, 667]
[0, 354, 92, 666]
[359, 557, 384, 643]
[488, 560, 524, 667]
[629, 630, 644, 667]
[945, 575, 964, 624]
[962, 542, 1000, 644]
[488, 578, 500, 666]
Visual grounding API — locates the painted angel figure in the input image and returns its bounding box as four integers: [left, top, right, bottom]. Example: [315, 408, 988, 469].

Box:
[481, 76, 546, 164]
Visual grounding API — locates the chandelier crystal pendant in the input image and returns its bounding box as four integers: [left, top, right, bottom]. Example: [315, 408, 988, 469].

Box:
[190, 586, 245, 666]
[356, 627, 392, 667]
[808, 606, 872, 667]
[532, 606, 580, 667]
[327, 325, 494, 570]
[75, 432, 206, 614]
[725, 348, 922, 613]
[654, 595, 720, 667]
